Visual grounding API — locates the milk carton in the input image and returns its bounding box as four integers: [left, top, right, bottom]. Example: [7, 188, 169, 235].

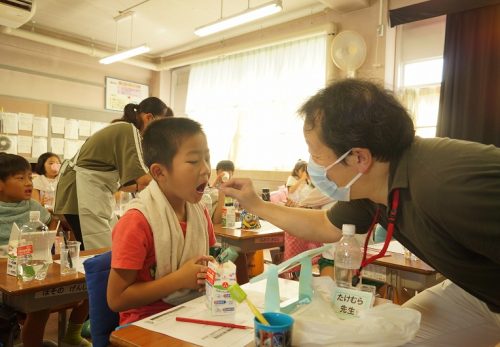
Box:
[206, 261, 236, 315]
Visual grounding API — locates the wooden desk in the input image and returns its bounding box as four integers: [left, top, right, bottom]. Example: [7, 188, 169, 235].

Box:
[110, 278, 298, 347]
[0, 248, 107, 343]
[109, 280, 391, 347]
[367, 251, 444, 303]
[214, 221, 284, 284]
[111, 325, 202, 347]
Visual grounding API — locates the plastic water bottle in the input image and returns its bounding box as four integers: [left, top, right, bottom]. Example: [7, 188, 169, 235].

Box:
[201, 188, 213, 215]
[334, 224, 362, 288]
[17, 211, 50, 281]
[44, 182, 55, 210]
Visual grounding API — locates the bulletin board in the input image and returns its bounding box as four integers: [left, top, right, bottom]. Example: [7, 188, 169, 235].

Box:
[105, 77, 149, 111]
[0, 95, 49, 161]
[0, 95, 118, 162]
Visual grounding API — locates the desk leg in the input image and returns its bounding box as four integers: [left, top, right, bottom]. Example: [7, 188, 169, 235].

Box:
[58, 309, 67, 345]
[235, 253, 249, 285]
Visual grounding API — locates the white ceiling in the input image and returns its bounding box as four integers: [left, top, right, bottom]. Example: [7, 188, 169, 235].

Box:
[25, 0, 332, 58]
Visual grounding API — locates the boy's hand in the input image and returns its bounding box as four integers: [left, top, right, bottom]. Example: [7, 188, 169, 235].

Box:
[179, 255, 213, 290]
[220, 178, 262, 213]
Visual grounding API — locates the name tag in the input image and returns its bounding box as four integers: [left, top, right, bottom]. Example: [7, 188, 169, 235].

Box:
[34, 283, 87, 298]
[332, 286, 374, 319]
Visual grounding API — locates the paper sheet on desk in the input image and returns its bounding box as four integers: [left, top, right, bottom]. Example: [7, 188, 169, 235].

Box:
[369, 240, 405, 255]
[133, 284, 298, 347]
[54, 254, 97, 274]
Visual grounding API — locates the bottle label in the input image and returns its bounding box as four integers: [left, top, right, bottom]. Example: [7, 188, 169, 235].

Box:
[17, 244, 33, 256]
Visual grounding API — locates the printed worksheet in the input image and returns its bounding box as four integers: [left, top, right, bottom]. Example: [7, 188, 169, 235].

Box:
[33, 117, 48, 136]
[18, 113, 34, 131]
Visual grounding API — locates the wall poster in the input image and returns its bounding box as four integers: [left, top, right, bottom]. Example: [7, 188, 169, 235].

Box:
[105, 77, 149, 112]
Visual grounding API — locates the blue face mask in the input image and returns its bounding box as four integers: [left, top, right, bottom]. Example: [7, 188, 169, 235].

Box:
[308, 149, 363, 201]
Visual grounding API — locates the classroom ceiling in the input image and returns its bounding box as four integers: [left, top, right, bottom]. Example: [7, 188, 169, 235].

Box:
[19, 0, 343, 58]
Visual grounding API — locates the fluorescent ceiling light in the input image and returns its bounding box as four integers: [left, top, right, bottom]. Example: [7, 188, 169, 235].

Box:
[194, 0, 283, 37]
[99, 44, 150, 64]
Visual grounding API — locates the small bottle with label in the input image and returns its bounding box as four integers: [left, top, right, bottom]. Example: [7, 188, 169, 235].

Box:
[261, 188, 270, 202]
[221, 197, 235, 228]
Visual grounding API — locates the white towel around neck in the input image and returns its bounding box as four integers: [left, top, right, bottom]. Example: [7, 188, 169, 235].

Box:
[126, 180, 209, 305]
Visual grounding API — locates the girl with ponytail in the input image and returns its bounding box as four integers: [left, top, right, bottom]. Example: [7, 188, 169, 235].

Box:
[55, 96, 173, 250]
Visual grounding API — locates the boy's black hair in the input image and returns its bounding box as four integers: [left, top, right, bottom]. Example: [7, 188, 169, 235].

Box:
[35, 152, 60, 175]
[0, 153, 31, 181]
[142, 117, 205, 170]
[216, 160, 234, 172]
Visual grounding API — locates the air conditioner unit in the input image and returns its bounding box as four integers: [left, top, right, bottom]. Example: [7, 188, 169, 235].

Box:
[317, 0, 369, 13]
[0, 0, 36, 28]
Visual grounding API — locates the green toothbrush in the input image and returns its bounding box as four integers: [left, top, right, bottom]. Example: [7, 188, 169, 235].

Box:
[228, 283, 270, 326]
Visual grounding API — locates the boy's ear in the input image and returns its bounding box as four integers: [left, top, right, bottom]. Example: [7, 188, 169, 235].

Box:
[149, 163, 165, 180]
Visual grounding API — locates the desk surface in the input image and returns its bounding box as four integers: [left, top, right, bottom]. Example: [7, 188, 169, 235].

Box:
[214, 221, 284, 240]
[374, 252, 436, 275]
[111, 325, 206, 347]
[0, 248, 108, 296]
[110, 278, 297, 347]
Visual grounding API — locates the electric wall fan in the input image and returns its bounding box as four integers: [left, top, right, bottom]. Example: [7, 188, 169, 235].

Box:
[330, 30, 367, 77]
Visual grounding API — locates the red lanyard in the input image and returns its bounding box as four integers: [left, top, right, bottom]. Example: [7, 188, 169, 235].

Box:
[352, 189, 400, 285]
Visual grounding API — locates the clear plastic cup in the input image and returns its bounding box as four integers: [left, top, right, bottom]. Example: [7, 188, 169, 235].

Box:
[60, 241, 81, 275]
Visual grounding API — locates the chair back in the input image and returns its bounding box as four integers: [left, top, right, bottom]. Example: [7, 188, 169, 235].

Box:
[83, 251, 119, 347]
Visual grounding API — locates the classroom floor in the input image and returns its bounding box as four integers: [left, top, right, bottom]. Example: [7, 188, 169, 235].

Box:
[13, 312, 63, 346]
[44, 312, 59, 344]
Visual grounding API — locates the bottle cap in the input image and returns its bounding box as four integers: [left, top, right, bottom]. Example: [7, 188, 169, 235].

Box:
[224, 196, 233, 206]
[342, 224, 356, 235]
[262, 188, 270, 193]
[29, 211, 41, 221]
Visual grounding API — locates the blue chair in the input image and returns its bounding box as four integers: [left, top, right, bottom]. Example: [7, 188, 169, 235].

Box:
[83, 251, 119, 347]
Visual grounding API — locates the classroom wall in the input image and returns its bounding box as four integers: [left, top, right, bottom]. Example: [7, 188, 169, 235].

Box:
[0, 34, 159, 109]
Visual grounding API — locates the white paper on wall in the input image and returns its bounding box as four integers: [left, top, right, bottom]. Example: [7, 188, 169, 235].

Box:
[79, 120, 91, 137]
[51, 138, 65, 155]
[32, 137, 48, 158]
[64, 119, 79, 140]
[18, 113, 34, 132]
[17, 135, 33, 154]
[32, 117, 49, 137]
[90, 121, 107, 135]
[1, 113, 19, 134]
[51, 117, 65, 134]
[64, 139, 80, 159]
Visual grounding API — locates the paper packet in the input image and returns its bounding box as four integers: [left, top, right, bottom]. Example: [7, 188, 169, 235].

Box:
[205, 260, 237, 315]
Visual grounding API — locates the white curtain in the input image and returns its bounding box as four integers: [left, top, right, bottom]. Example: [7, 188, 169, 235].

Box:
[185, 35, 327, 171]
[399, 85, 441, 138]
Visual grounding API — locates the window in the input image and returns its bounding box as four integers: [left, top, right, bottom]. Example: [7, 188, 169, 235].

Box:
[397, 16, 445, 138]
[401, 58, 443, 138]
[185, 35, 327, 171]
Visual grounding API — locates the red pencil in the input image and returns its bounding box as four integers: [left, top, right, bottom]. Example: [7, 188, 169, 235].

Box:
[175, 316, 252, 329]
